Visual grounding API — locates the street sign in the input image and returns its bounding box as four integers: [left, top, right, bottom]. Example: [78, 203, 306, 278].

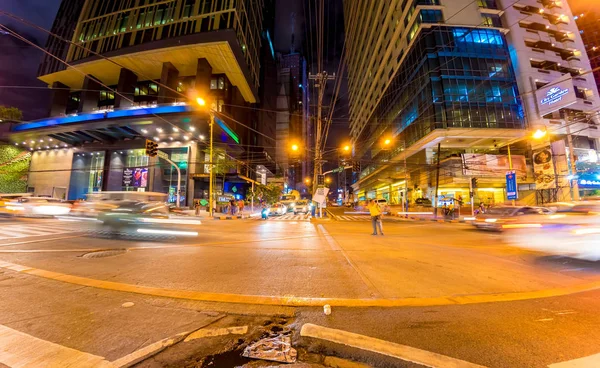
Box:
[312, 187, 329, 205]
[331, 166, 344, 173]
[157, 150, 169, 160]
[506, 170, 517, 200]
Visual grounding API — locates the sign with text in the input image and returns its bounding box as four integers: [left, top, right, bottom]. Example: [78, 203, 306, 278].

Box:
[535, 75, 577, 116]
[122, 168, 133, 187]
[312, 187, 329, 207]
[506, 170, 517, 200]
[157, 150, 169, 160]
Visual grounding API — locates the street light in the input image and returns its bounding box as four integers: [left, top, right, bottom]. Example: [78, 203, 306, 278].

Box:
[384, 138, 392, 146]
[343, 144, 350, 152]
[532, 128, 547, 140]
[291, 144, 299, 152]
[325, 177, 331, 184]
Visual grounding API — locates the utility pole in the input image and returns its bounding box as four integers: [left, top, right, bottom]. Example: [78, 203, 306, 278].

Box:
[309, 70, 335, 217]
[433, 143, 441, 219]
[565, 121, 580, 201]
[208, 114, 214, 216]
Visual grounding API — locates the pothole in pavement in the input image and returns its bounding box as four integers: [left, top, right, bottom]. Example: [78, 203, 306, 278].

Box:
[80, 249, 128, 259]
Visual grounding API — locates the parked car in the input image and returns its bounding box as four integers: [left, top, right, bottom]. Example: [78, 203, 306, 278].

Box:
[472, 206, 554, 231]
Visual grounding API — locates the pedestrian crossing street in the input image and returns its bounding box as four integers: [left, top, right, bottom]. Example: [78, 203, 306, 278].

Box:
[0, 222, 82, 241]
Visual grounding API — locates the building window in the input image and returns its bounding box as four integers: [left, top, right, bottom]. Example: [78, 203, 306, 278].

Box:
[420, 10, 443, 23]
[482, 14, 503, 28]
[477, 0, 498, 9]
[210, 79, 218, 89]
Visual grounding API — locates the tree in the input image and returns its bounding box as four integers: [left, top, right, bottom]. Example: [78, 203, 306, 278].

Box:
[250, 183, 281, 204]
[0, 106, 23, 122]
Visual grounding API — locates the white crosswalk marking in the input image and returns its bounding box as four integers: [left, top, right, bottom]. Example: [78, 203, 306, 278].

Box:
[0, 223, 81, 240]
[267, 214, 310, 221]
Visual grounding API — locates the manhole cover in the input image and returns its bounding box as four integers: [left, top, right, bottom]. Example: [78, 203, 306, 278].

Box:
[81, 249, 127, 259]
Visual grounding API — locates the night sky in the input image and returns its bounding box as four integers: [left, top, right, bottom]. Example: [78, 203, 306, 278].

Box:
[0, 0, 62, 120]
[0, 0, 350, 150]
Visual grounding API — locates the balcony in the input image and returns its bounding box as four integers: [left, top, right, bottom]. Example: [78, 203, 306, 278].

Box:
[540, 0, 562, 9]
[524, 39, 580, 61]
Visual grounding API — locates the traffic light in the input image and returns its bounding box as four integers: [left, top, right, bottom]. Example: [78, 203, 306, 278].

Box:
[317, 174, 325, 186]
[471, 177, 478, 188]
[145, 139, 158, 157]
[352, 161, 361, 173]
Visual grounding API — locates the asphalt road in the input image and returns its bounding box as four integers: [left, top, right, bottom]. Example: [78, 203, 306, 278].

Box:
[0, 215, 599, 367]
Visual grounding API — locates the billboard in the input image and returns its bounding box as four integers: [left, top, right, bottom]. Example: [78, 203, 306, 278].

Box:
[462, 154, 527, 178]
[533, 148, 555, 189]
[124, 167, 148, 188]
[133, 168, 148, 187]
[122, 168, 133, 187]
[535, 75, 577, 117]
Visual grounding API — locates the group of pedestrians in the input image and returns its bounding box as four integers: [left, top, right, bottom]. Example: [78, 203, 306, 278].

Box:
[226, 199, 245, 215]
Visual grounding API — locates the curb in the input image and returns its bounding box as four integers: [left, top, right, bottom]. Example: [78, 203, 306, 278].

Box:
[390, 214, 467, 224]
[213, 215, 244, 220]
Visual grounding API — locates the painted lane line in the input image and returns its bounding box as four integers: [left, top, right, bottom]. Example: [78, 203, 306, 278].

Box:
[548, 352, 600, 368]
[184, 326, 248, 342]
[0, 235, 84, 247]
[0, 324, 113, 368]
[317, 225, 383, 298]
[300, 323, 486, 368]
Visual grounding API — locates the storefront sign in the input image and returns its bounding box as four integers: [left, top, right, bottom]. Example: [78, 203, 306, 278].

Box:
[533, 148, 555, 189]
[506, 170, 517, 200]
[535, 75, 577, 116]
[122, 168, 133, 187]
[578, 174, 600, 188]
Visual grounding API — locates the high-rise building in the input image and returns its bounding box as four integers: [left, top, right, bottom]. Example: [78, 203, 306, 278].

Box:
[4, 0, 272, 204]
[500, 0, 600, 200]
[343, 0, 527, 206]
[572, 1, 600, 88]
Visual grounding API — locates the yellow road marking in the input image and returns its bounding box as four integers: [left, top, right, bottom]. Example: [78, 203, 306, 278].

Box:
[1, 260, 600, 308]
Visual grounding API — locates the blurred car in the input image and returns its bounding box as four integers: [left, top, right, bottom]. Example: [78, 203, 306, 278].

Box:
[415, 198, 432, 206]
[268, 203, 287, 216]
[503, 202, 600, 260]
[293, 200, 310, 215]
[375, 198, 390, 213]
[6, 197, 72, 217]
[97, 201, 199, 238]
[0, 193, 31, 217]
[472, 206, 553, 231]
[70, 199, 120, 217]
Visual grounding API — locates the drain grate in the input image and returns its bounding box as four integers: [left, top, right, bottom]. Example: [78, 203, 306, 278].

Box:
[81, 249, 127, 259]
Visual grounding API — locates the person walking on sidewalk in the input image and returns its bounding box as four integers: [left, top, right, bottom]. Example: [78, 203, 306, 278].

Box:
[368, 199, 384, 236]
